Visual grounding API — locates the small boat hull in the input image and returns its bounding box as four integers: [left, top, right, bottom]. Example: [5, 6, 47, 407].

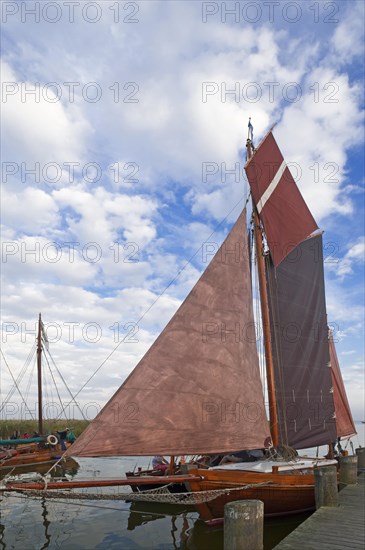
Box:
[0, 443, 77, 474]
[125, 470, 186, 493]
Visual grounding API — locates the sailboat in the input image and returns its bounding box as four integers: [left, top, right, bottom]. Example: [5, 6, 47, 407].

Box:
[3, 125, 356, 520]
[0, 314, 78, 473]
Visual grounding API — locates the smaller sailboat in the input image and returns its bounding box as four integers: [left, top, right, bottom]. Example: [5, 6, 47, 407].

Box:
[0, 314, 78, 473]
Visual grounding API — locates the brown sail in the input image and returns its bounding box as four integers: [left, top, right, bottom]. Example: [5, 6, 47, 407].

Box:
[329, 336, 357, 439]
[265, 234, 337, 449]
[69, 209, 270, 457]
[245, 131, 318, 266]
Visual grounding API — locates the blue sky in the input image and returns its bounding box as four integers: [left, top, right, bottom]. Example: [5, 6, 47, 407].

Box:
[1, 1, 364, 423]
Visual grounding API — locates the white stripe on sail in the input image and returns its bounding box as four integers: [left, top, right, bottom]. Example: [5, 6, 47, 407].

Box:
[256, 160, 286, 214]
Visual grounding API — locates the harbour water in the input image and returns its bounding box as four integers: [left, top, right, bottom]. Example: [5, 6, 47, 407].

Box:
[1, 423, 364, 550]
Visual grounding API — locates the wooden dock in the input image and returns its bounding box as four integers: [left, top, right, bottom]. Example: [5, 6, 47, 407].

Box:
[274, 473, 365, 549]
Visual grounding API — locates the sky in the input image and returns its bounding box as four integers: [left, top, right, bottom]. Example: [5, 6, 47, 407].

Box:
[1, 0, 364, 427]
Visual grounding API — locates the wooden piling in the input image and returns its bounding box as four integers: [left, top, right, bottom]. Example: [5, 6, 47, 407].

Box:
[339, 455, 358, 486]
[224, 500, 263, 550]
[355, 447, 365, 470]
[314, 465, 338, 509]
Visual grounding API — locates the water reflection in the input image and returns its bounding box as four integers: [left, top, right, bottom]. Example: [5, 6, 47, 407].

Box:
[126, 503, 223, 550]
[0, 522, 4, 550]
[40, 498, 51, 550]
[127, 502, 198, 548]
[127, 502, 193, 531]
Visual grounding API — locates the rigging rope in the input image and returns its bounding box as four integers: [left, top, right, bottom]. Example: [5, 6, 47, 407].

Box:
[267, 445, 298, 463]
[45, 347, 87, 421]
[0, 342, 36, 412]
[43, 351, 68, 425]
[0, 349, 35, 420]
[24, 353, 36, 404]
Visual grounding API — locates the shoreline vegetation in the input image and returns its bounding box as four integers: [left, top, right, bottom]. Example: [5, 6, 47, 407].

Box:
[0, 419, 90, 439]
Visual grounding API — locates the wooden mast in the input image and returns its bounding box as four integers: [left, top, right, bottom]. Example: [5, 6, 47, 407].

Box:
[37, 313, 43, 435]
[168, 455, 175, 475]
[246, 130, 279, 447]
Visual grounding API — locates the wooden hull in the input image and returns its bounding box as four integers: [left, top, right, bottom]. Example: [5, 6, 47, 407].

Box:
[186, 467, 317, 521]
[2, 451, 60, 469]
[0, 444, 77, 474]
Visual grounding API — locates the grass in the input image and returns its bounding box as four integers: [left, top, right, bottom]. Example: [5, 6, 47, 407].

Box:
[0, 419, 89, 439]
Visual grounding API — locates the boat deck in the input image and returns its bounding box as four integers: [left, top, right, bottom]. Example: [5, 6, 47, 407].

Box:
[210, 457, 337, 473]
[274, 472, 365, 549]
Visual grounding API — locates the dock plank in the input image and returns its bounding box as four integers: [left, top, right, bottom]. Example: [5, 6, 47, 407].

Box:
[274, 473, 365, 549]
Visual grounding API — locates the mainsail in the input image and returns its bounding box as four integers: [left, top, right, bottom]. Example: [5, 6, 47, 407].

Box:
[265, 235, 337, 448]
[244, 130, 348, 449]
[69, 209, 271, 457]
[245, 131, 318, 267]
[329, 336, 356, 439]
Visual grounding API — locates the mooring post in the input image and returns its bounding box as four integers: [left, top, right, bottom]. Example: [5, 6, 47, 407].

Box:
[314, 465, 338, 509]
[355, 448, 365, 471]
[339, 455, 358, 486]
[224, 500, 263, 550]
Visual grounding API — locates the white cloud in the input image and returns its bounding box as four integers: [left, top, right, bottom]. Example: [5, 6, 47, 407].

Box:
[326, 236, 364, 278]
[330, 1, 365, 65]
[1, 60, 91, 170]
[338, 360, 365, 421]
[347, 237, 365, 261]
[53, 185, 158, 248]
[1, 235, 96, 286]
[1, 186, 59, 234]
[275, 69, 362, 223]
[326, 281, 364, 325]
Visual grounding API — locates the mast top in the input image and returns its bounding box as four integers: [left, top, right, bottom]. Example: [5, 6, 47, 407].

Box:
[247, 117, 253, 140]
[246, 118, 255, 160]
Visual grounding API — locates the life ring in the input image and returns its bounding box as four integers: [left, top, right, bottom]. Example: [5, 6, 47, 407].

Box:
[47, 434, 58, 446]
